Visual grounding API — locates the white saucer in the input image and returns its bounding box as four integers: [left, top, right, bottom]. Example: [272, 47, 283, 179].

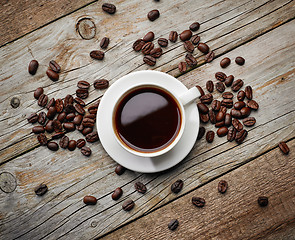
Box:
[96, 70, 199, 173]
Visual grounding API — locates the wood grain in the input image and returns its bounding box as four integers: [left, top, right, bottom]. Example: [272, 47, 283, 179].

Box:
[0, 15, 294, 239]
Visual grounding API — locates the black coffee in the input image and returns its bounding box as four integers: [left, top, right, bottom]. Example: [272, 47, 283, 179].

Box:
[114, 86, 181, 153]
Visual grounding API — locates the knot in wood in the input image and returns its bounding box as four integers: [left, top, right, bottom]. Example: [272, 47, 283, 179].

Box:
[0, 172, 17, 193]
[10, 97, 20, 108]
[76, 17, 96, 40]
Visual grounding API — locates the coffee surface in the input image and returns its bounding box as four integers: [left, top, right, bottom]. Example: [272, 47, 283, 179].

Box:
[115, 87, 181, 152]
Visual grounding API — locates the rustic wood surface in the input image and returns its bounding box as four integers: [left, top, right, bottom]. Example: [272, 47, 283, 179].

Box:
[0, 0, 294, 239]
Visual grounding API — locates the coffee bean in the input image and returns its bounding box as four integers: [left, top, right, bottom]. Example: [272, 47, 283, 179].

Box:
[209, 109, 216, 124]
[232, 118, 243, 131]
[211, 100, 221, 111]
[32, 126, 45, 134]
[218, 180, 228, 193]
[74, 97, 86, 107]
[54, 99, 63, 113]
[222, 92, 233, 99]
[179, 30, 192, 41]
[93, 79, 109, 90]
[59, 135, 69, 149]
[81, 146, 92, 156]
[197, 126, 206, 140]
[231, 79, 244, 92]
[49, 60, 61, 73]
[37, 133, 47, 146]
[235, 56, 245, 66]
[28, 113, 38, 123]
[28, 60, 39, 75]
[147, 9, 160, 21]
[82, 118, 95, 128]
[233, 101, 245, 110]
[237, 90, 246, 101]
[247, 100, 259, 110]
[46, 106, 56, 120]
[245, 86, 253, 100]
[220, 106, 227, 114]
[122, 199, 135, 211]
[86, 131, 99, 143]
[240, 107, 251, 118]
[115, 164, 125, 175]
[225, 75, 234, 87]
[192, 197, 205, 207]
[220, 57, 231, 68]
[150, 48, 162, 58]
[135, 182, 147, 194]
[142, 42, 154, 55]
[200, 93, 213, 104]
[200, 113, 209, 123]
[76, 139, 86, 148]
[216, 111, 225, 122]
[38, 94, 48, 107]
[52, 132, 65, 139]
[100, 37, 110, 49]
[278, 142, 289, 154]
[227, 127, 237, 142]
[206, 131, 214, 143]
[197, 103, 209, 114]
[243, 117, 256, 127]
[102, 3, 116, 14]
[230, 109, 242, 119]
[224, 113, 232, 127]
[88, 106, 98, 115]
[45, 120, 54, 133]
[76, 88, 89, 99]
[143, 31, 155, 42]
[46, 98, 55, 110]
[178, 62, 187, 73]
[133, 39, 145, 51]
[191, 35, 200, 45]
[63, 122, 75, 132]
[184, 40, 194, 53]
[77, 80, 90, 89]
[112, 187, 123, 200]
[171, 179, 183, 193]
[216, 82, 225, 93]
[47, 141, 59, 151]
[215, 121, 225, 128]
[197, 43, 209, 54]
[235, 129, 248, 144]
[38, 112, 47, 125]
[82, 127, 93, 136]
[206, 80, 214, 92]
[168, 219, 179, 231]
[169, 31, 178, 42]
[205, 51, 215, 63]
[189, 22, 200, 31]
[66, 112, 76, 121]
[68, 140, 77, 151]
[196, 85, 205, 97]
[215, 72, 227, 82]
[52, 120, 62, 132]
[185, 53, 197, 67]
[73, 115, 83, 126]
[158, 38, 168, 47]
[74, 104, 85, 115]
[56, 113, 66, 124]
[258, 196, 268, 207]
[90, 50, 104, 60]
[34, 183, 48, 196]
[83, 195, 97, 205]
[221, 99, 233, 108]
[34, 87, 44, 99]
[46, 69, 59, 81]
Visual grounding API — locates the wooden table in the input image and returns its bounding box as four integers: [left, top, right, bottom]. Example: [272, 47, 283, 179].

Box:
[1, 0, 295, 239]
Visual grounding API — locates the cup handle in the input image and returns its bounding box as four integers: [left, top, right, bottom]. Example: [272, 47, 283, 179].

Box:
[178, 87, 201, 106]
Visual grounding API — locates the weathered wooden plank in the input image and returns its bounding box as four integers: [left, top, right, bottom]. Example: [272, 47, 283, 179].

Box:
[1, 0, 294, 164]
[0, 18, 294, 239]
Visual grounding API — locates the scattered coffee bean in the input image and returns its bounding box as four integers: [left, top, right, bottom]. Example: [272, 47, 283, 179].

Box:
[47, 141, 59, 151]
[59, 135, 69, 149]
[200, 113, 209, 123]
[54, 99, 63, 113]
[49, 60, 61, 73]
[169, 31, 178, 42]
[134, 182, 147, 194]
[34, 87, 44, 100]
[179, 30, 192, 41]
[143, 31, 155, 42]
[215, 121, 225, 128]
[191, 35, 200, 45]
[200, 93, 213, 104]
[77, 80, 90, 89]
[47, 107, 56, 120]
[231, 79, 244, 92]
[235, 129, 248, 144]
[235, 56, 245, 66]
[90, 50, 104, 60]
[278, 142, 289, 155]
[205, 51, 215, 63]
[220, 57, 231, 68]
[76, 139, 86, 148]
[216, 82, 225, 93]
[258, 196, 268, 207]
[68, 140, 77, 151]
[76, 88, 89, 99]
[196, 85, 205, 97]
[46, 98, 55, 110]
[215, 72, 227, 82]
[197, 126, 206, 140]
[150, 47, 163, 58]
[81, 146, 92, 156]
[52, 132, 64, 139]
[52, 120, 62, 132]
[82, 118, 95, 128]
[83, 195, 97, 205]
[28, 113, 38, 123]
[74, 97, 86, 107]
[189, 22, 200, 31]
[211, 100, 221, 111]
[209, 109, 216, 124]
[94, 79, 109, 90]
[197, 42, 209, 54]
[230, 109, 242, 119]
[86, 131, 99, 143]
[112, 187, 123, 200]
[142, 42, 154, 55]
[32, 126, 45, 134]
[240, 107, 251, 118]
[37, 133, 47, 146]
[234, 101, 245, 110]
[222, 93, 233, 100]
[168, 219, 179, 231]
[216, 111, 225, 122]
[46, 69, 59, 81]
[115, 164, 125, 175]
[158, 38, 168, 47]
[221, 99, 233, 108]
[185, 53, 197, 67]
[243, 117, 256, 127]
[247, 100, 259, 110]
[225, 75, 234, 87]
[38, 94, 48, 107]
[218, 180, 228, 193]
[192, 197, 205, 207]
[34, 183, 48, 196]
[64, 94, 74, 107]
[82, 127, 93, 136]
[38, 112, 47, 125]
[171, 179, 183, 193]
[237, 90, 246, 101]
[147, 9, 160, 21]
[245, 86, 253, 100]
[184, 40, 194, 53]
[133, 39, 145, 52]
[206, 80, 214, 92]
[224, 113, 232, 126]
[45, 120, 54, 133]
[28, 60, 39, 75]
[178, 62, 187, 73]
[122, 199, 135, 211]
[102, 3, 116, 14]
[63, 122, 75, 132]
[232, 118, 243, 131]
[66, 112, 75, 121]
[206, 131, 214, 143]
[220, 106, 227, 114]
[100, 37, 110, 49]
[143, 55, 156, 66]
[197, 103, 209, 114]
[227, 127, 237, 142]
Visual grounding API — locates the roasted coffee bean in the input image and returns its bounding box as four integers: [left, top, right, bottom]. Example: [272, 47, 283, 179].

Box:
[235, 56, 245, 66]
[47, 141, 59, 151]
[171, 179, 183, 193]
[28, 113, 38, 123]
[34, 87, 43, 99]
[46, 107, 56, 120]
[227, 127, 237, 142]
[29, 60, 39, 75]
[247, 100, 259, 110]
[192, 197, 205, 207]
[191, 35, 200, 45]
[102, 3, 116, 14]
[200, 113, 209, 123]
[34, 183, 48, 196]
[83, 195, 97, 205]
[243, 117, 256, 127]
[122, 199, 135, 211]
[46, 98, 55, 110]
[143, 31, 155, 42]
[143, 55, 157, 66]
[68, 140, 77, 151]
[218, 180, 228, 193]
[209, 109, 216, 124]
[56, 113, 65, 123]
[135, 182, 147, 194]
[258, 196, 268, 207]
[77, 124, 84, 132]
[197, 42, 209, 54]
[200, 93, 213, 104]
[76, 88, 89, 99]
[216, 111, 225, 122]
[206, 131, 214, 143]
[115, 164, 125, 175]
[37, 112, 46, 125]
[77, 80, 90, 89]
[185, 53, 197, 67]
[179, 30, 192, 41]
[197, 126, 206, 140]
[63, 122, 75, 132]
[235, 129, 248, 144]
[197, 103, 209, 114]
[147, 9, 160, 21]
[37, 133, 47, 146]
[178, 62, 187, 73]
[90, 50, 104, 60]
[52, 132, 65, 139]
[232, 118, 243, 131]
[46, 69, 59, 81]
[66, 112, 76, 121]
[86, 131, 99, 143]
[205, 51, 215, 63]
[196, 85, 205, 97]
[82, 127, 93, 136]
[231, 79, 244, 92]
[183, 40, 194, 53]
[206, 80, 214, 92]
[142, 42, 154, 55]
[279, 142, 289, 154]
[88, 106, 98, 115]
[169, 31, 178, 42]
[245, 86, 253, 100]
[158, 38, 168, 47]
[216, 82, 225, 93]
[100, 37, 110, 49]
[234, 101, 245, 110]
[221, 99, 233, 108]
[54, 99, 63, 113]
[215, 121, 225, 128]
[133, 39, 145, 52]
[168, 219, 179, 231]
[150, 48, 162, 58]
[112, 187, 123, 200]
[93, 79, 109, 90]
[74, 97, 86, 107]
[74, 104, 85, 115]
[230, 109, 242, 119]
[52, 120, 62, 132]
[59, 135, 69, 149]
[45, 120, 54, 133]
[220, 106, 227, 114]
[73, 114, 83, 126]
[225, 75, 234, 87]
[65, 97, 74, 111]
[220, 57, 231, 68]
[237, 90, 246, 101]
[215, 72, 227, 82]
[224, 113, 232, 127]
[240, 107, 251, 118]
[189, 22, 200, 31]
[38, 94, 48, 107]
[222, 92, 233, 99]
[211, 100, 221, 111]
[76, 138, 86, 148]
[81, 146, 92, 156]
[49, 60, 61, 73]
